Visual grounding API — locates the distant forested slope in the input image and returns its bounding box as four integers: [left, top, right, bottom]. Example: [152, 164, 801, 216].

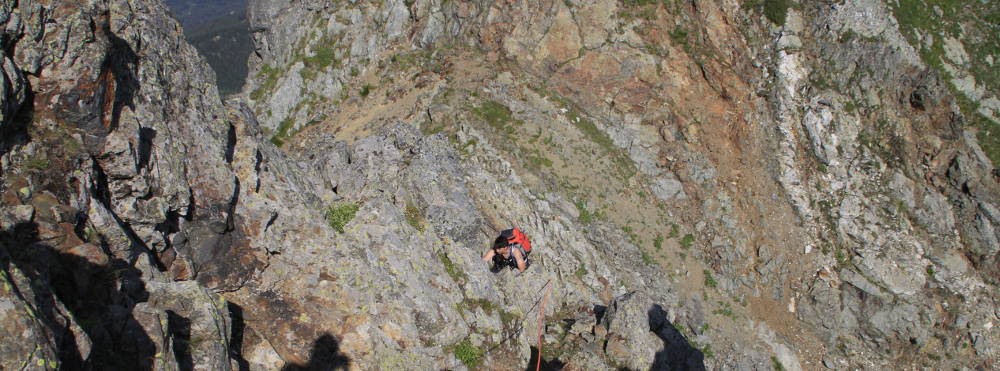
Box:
[164, 0, 246, 28]
[165, 0, 251, 96]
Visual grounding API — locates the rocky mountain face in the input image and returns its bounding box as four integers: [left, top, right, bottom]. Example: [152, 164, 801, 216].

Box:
[0, 0, 998, 370]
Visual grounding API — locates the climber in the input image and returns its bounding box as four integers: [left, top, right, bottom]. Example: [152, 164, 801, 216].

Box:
[482, 228, 532, 272]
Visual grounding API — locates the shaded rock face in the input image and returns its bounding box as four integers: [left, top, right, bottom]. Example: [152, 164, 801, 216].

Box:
[0, 0, 998, 371]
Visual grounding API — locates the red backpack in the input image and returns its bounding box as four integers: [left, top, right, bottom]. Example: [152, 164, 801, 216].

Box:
[503, 228, 531, 253]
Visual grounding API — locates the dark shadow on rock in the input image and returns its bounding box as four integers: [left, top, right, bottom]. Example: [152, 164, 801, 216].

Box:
[594, 304, 608, 324]
[167, 310, 194, 371]
[0, 79, 34, 158]
[648, 304, 706, 371]
[104, 31, 139, 137]
[280, 334, 350, 371]
[526, 346, 566, 371]
[227, 302, 251, 371]
[225, 123, 237, 164]
[0, 221, 157, 369]
[137, 127, 157, 172]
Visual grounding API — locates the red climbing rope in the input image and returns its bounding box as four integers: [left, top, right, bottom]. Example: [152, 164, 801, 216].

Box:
[536, 283, 552, 371]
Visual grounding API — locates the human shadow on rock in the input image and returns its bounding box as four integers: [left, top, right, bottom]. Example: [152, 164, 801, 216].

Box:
[648, 304, 706, 371]
[525, 345, 566, 371]
[227, 302, 251, 371]
[0, 221, 157, 370]
[167, 310, 193, 370]
[281, 334, 351, 371]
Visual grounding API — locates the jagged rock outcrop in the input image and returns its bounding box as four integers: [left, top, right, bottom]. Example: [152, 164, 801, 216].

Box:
[1, 0, 242, 368]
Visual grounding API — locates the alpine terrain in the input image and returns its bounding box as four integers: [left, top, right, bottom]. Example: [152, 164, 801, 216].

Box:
[0, 0, 998, 370]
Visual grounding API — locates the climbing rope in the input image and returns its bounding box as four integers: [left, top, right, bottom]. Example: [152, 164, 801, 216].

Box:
[536, 282, 553, 371]
[483, 279, 553, 357]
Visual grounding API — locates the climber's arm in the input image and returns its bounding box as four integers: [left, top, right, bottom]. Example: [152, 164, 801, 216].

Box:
[482, 248, 496, 262]
[512, 248, 527, 272]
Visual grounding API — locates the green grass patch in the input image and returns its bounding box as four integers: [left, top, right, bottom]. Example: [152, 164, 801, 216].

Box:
[462, 298, 498, 313]
[699, 343, 714, 358]
[844, 100, 857, 113]
[525, 154, 554, 169]
[712, 301, 734, 318]
[420, 119, 447, 136]
[302, 37, 341, 71]
[574, 200, 603, 224]
[668, 223, 680, 238]
[669, 25, 689, 48]
[439, 253, 466, 283]
[471, 100, 518, 132]
[772, 356, 786, 371]
[390, 49, 433, 71]
[834, 247, 850, 266]
[622, 0, 659, 6]
[622, 225, 640, 246]
[567, 112, 613, 155]
[742, 0, 761, 10]
[975, 115, 1000, 168]
[575, 263, 588, 278]
[742, 0, 791, 26]
[644, 43, 666, 57]
[712, 307, 733, 317]
[270, 117, 296, 147]
[325, 202, 360, 233]
[892, 0, 961, 36]
[459, 138, 478, 154]
[251, 64, 282, 101]
[839, 29, 857, 43]
[499, 309, 517, 325]
[763, 0, 791, 25]
[83, 226, 99, 243]
[405, 204, 426, 232]
[703, 269, 718, 288]
[521, 148, 552, 170]
[641, 249, 654, 265]
[680, 234, 695, 249]
[360, 84, 374, 98]
[817, 162, 828, 173]
[617, 2, 659, 22]
[24, 157, 49, 170]
[453, 339, 484, 368]
[653, 234, 664, 251]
